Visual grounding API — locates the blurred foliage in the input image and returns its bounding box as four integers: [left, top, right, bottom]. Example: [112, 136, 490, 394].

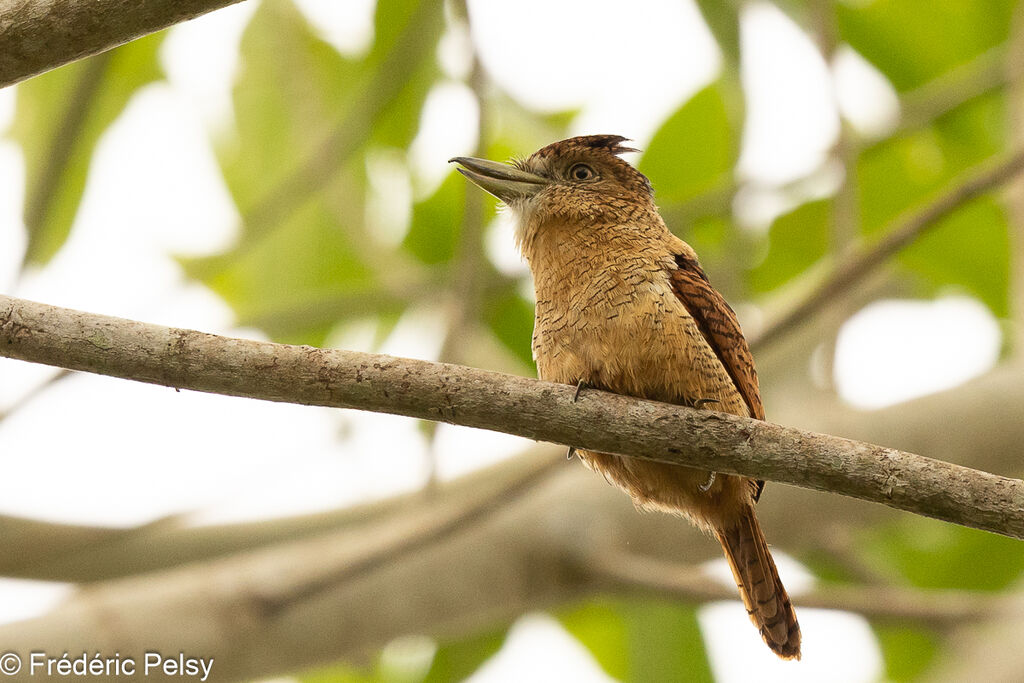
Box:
[560, 598, 713, 682]
[860, 517, 1024, 591]
[857, 94, 1010, 314]
[421, 629, 506, 683]
[640, 82, 736, 205]
[874, 624, 940, 682]
[296, 629, 506, 683]
[180, 0, 444, 346]
[693, 0, 741, 66]
[11, 33, 164, 266]
[748, 200, 832, 294]
[836, 0, 1015, 92]
[301, 662, 377, 683]
[7, 0, 1024, 679]
[404, 173, 466, 266]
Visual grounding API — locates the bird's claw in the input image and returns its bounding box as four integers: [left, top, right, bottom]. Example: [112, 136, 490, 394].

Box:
[698, 471, 716, 492]
[566, 446, 577, 460]
[692, 397, 720, 409]
[572, 380, 588, 403]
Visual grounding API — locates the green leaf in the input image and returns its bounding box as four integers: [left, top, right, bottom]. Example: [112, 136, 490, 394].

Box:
[184, 0, 443, 344]
[560, 598, 712, 683]
[404, 173, 465, 265]
[748, 200, 831, 294]
[899, 197, 1009, 315]
[859, 95, 1004, 234]
[693, 0, 741, 66]
[560, 600, 630, 680]
[422, 629, 506, 683]
[621, 600, 712, 683]
[363, 0, 444, 149]
[874, 624, 940, 682]
[11, 33, 165, 265]
[837, 0, 1015, 92]
[370, 58, 439, 150]
[856, 94, 1009, 315]
[860, 517, 1024, 591]
[295, 630, 503, 683]
[216, 0, 364, 215]
[640, 83, 735, 204]
[299, 661, 376, 683]
[186, 197, 376, 345]
[483, 288, 536, 369]
[369, 0, 432, 63]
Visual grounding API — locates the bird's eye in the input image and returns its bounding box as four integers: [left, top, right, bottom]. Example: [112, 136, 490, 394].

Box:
[568, 163, 596, 181]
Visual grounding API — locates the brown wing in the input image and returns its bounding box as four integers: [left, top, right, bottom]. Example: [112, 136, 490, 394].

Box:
[669, 252, 766, 499]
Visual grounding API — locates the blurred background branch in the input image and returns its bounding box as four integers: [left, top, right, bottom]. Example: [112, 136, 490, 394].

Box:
[589, 551, 1004, 627]
[751, 149, 1024, 352]
[0, 446, 991, 681]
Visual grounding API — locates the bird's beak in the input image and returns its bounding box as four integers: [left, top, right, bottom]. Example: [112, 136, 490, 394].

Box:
[448, 156, 548, 203]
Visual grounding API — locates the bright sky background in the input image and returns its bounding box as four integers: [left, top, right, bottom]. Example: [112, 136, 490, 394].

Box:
[0, 0, 1005, 681]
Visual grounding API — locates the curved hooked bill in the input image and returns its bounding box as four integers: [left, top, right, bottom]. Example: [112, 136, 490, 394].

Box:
[448, 156, 548, 203]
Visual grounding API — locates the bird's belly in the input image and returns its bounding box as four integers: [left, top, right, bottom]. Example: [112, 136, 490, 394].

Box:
[534, 280, 745, 412]
[532, 277, 753, 525]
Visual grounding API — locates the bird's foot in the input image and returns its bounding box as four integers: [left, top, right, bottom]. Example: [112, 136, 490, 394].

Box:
[692, 397, 720, 409]
[698, 471, 717, 492]
[567, 382, 589, 458]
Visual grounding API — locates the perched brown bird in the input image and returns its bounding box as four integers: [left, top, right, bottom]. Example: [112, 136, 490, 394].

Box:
[451, 135, 801, 659]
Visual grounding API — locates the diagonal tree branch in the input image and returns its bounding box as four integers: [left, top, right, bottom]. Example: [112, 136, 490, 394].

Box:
[751, 149, 1024, 352]
[2, 294, 1023, 539]
[0, 456, 584, 682]
[0, 368, 71, 425]
[0, 446, 562, 583]
[256, 451, 565, 612]
[897, 45, 1011, 137]
[0, 0, 248, 88]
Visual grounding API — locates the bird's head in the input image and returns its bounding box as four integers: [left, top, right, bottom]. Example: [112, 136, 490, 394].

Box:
[450, 135, 656, 254]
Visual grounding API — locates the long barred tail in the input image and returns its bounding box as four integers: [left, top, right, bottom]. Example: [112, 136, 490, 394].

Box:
[714, 506, 801, 660]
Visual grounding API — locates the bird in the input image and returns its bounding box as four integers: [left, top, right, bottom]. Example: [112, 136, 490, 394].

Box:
[450, 134, 801, 660]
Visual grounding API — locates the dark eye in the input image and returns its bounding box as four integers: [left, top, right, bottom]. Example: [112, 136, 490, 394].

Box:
[568, 163, 596, 181]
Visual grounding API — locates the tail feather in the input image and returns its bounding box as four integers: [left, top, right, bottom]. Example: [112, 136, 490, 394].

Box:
[715, 507, 801, 660]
